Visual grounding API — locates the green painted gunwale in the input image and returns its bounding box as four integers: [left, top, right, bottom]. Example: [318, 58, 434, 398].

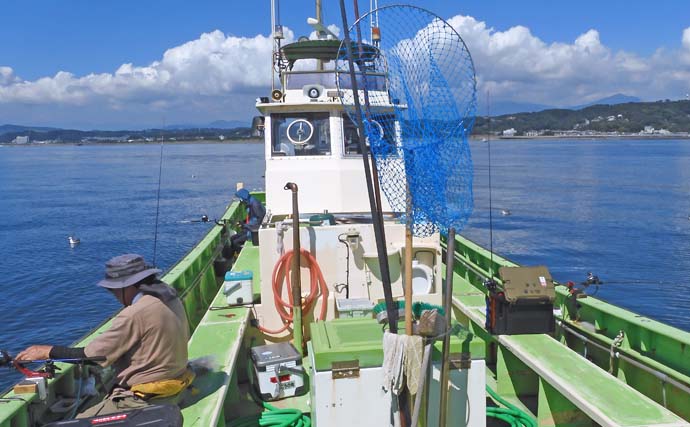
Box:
[2, 191, 690, 427]
[449, 234, 690, 423]
[0, 200, 246, 426]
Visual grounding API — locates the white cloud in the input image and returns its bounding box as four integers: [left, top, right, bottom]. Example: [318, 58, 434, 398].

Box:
[0, 18, 689, 127]
[309, 24, 341, 41]
[681, 27, 690, 64]
[448, 16, 690, 105]
[0, 66, 19, 86]
[0, 29, 290, 107]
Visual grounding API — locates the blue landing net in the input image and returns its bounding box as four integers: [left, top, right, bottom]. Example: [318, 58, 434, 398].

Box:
[337, 5, 477, 236]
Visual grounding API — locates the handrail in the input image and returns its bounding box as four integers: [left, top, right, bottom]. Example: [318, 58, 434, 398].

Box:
[557, 320, 690, 399]
[451, 232, 690, 420]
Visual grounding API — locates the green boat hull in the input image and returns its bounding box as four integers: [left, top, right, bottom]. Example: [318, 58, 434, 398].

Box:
[1, 192, 689, 427]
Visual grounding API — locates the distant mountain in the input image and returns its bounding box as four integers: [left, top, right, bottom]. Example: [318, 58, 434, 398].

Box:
[487, 101, 554, 116]
[486, 94, 642, 116]
[0, 124, 255, 143]
[164, 120, 249, 130]
[207, 120, 249, 129]
[572, 94, 641, 110]
[162, 124, 197, 130]
[0, 124, 59, 135]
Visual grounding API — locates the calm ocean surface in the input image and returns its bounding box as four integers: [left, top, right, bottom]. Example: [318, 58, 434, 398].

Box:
[1, 138, 689, 389]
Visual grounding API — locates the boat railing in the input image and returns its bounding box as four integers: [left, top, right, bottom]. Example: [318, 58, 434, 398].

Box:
[0, 202, 245, 426]
[284, 70, 387, 92]
[449, 233, 690, 421]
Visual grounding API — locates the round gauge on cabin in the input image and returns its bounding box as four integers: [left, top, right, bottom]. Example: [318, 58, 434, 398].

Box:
[286, 119, 314, 145]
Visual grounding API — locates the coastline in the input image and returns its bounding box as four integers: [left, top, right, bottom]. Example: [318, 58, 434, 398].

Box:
[470, 134, 690, 141]
[3, 134, 690, 147]
[0, 138, 263, 147]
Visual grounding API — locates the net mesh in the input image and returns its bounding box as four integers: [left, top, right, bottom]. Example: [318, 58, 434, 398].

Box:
[337, 5, 476, 235]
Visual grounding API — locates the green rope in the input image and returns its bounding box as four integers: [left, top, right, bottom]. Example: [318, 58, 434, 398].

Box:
[486, 385, 537, 427]
[227, 402, 311, 427]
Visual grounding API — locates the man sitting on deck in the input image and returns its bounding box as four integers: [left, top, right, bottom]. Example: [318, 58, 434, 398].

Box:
[17, 253, 193, 417]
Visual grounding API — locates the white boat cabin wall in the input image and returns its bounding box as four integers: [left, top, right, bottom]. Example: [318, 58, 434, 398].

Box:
[258, 103, 392, 216]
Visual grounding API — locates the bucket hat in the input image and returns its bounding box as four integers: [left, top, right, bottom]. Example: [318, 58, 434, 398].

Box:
[97, 254, 161, 289]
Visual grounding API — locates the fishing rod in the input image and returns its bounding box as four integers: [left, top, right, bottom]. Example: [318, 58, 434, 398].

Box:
[0, 350, 105, 378]
[338, 0, 398, 334]
[554, 271, 606, 298]
[152, 139, 165, 267]
[179, 215, 212, 224]
[482, 91, 501, 296]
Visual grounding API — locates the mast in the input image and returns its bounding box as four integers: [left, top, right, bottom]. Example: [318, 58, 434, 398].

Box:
[271, 0, 284, 92]
[316, 0, 324, 70]
[316, 0, 323, 26]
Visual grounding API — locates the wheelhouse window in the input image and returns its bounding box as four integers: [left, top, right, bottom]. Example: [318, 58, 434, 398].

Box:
[272, 113, 331, 157]
[343, 116, 361, 155]
[342, 114, 396, 156]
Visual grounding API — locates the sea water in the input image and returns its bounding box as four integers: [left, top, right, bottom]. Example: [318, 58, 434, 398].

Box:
[0, 138, 689, 391]
[0, 143, 264, 390]
[465, 137, 690, 330]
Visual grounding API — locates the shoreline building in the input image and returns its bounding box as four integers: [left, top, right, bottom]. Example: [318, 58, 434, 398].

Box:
[12, 136, 29, 144]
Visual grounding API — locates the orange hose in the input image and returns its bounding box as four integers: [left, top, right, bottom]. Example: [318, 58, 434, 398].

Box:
[257, 249, 329, 335]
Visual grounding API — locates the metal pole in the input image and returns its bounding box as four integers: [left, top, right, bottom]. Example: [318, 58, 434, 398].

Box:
[270, 0, 275, 92]
[404, 187, 413, 335]
[439, 227, 456, 427]
[350, 0, 388, 247]
[316, 0, 322, 25]
[285, 182, 303, 356]
[349, 2, 410, 423]
[316, 0, 324, 70]
[411, 343, 432, 426]
[338, 0, 398, 333]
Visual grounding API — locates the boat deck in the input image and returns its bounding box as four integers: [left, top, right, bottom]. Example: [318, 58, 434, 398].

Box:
[450, 260, 689, 427]
[181, 245, 257, 426]
[181, 235, 690, 427]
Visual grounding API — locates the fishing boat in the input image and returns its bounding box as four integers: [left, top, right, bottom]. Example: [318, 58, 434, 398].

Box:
[2, 2, 690, 427]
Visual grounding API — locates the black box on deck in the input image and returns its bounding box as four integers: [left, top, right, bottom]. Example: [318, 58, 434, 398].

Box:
[43, 404, 182, 427]
[486, 266, 556, 335]
[487, 294, 554, 335]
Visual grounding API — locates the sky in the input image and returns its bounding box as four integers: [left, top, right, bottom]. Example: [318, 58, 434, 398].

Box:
[1, 0, 689, 129]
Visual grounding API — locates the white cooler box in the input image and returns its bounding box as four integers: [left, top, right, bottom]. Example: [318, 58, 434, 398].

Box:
[223, 270, 253, 305]
[250, 342, 305, 401]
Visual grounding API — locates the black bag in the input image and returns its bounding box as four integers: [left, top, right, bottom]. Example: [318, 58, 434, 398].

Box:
[42, 404, 182, 427]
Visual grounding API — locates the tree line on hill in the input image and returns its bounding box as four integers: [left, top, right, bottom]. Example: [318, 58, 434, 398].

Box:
[0, 126, 254, 144]
[472, 100, 690, 135]
[4, 99, 690, 144]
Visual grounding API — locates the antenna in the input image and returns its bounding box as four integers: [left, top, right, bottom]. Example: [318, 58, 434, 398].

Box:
[369, 0, 379, 42]
[271, 0, 284, 92]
